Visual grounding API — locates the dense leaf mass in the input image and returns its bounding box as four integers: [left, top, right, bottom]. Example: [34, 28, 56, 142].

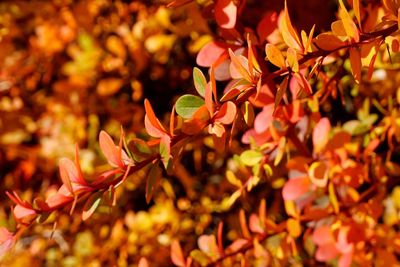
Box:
[1, 0, 400, 266]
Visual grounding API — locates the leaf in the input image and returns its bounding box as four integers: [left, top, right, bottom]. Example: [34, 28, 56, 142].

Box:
[205, 83, 214, 115]
[138, 257, 149, 267]
[97, 78, 123, 96]
[314, 33, 345, 51]
[265, 44, 285, 68]
[215, 0, 237, 29]
[159, 135, 172, 169]
[82, 192, 102, 221]
[146, 163, 161, 203]
[226, 170, 242, 188]
[228, 49, 252, 82]
[214, 101, 237, 125]
[338, 0, 359, 42]
[99, 131, 124, 168]
[193, 67, 207, 97]
[275, 76, 289, 108]
[308, 161, 329, 188]
[280, 1, 302, 50]
[312, 118, 331, 153]
[171, 240, 186, 267]
[282, 177, 310, 201]
[167, 0, 193, 7]
[328, 182, 339, 214]
[144, 99, 167, 135]
[353, 0, 361, 29]
[196, 41, 227, 67]
[14, 204, 36, 223]
[254, 104, 274, 133]
[286, 48, 299, 72]
[182, 106, 210, 135]
[198, 235, 219, 256]
[287, 218, 301, 237]
[349, 47, 362, 83]
[240, 101, 254, 126]
[175, 94, 205, 119]
[257, 11, 278, 41]
[59, 158, 75, 195]
[240, 150, 263, 166]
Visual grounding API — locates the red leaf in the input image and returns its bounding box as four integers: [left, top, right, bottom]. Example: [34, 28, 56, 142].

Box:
[13, 204, 36, 223]
[282, 177, 310, 201]
[171, 240, 186, 267]
[257, 11, 278, 41]
[254, 104, 274, 133]
[215, 0, 237, 29]
[316, 243, 340, 261]
[196, 41, 227, 67]
[45, 186, 74, 209]
[99, 131, 125, 169]
[214, 101, 237, 124]
[0, 227, 14, 257]
[312, 226, 334, 246]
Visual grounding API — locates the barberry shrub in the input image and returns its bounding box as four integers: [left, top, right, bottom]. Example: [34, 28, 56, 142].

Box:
[1, 0, 400, 266]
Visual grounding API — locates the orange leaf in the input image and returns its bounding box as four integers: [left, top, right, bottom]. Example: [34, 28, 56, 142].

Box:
[171, 240, 186, 267]
[99, 131, 125, 168]
[228, 49, 252, 82]
[338, 0, 360, 42]
[312, 118, 331, 153]
[144, 99, 167, 137]
[314, 33, 345, 51]
[282, 177, 310, 201]
[280, 1, 302, 50]
[214, 101, 237, 124]
[349, 47, 361, 83]
[265, 44, 285, 69]
[59, 158, 76, 195]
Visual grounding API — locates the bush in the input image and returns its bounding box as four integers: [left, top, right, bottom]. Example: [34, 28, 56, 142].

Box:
[1, 0, 400, 266]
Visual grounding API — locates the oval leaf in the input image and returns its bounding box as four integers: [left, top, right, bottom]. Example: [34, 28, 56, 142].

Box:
[176, 94, 205, 119]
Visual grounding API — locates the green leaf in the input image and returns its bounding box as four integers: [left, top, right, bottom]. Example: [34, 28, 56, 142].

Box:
[82, 192, 102, 221]
[159, 135, 171, 169]
[176, 94, 205, 119]
[240, 150, 263, 166]
[193, 67, 207, 97]
[146, 163, 161, 203]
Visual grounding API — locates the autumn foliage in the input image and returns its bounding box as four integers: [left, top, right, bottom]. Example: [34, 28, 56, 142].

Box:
[1, 0, 400, 266]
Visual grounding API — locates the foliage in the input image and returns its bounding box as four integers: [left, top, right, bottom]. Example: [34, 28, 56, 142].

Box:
[1, 0, 400, 266]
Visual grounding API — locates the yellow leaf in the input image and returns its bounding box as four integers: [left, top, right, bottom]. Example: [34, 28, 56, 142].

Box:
[329, 182, 339, 214]
[226, 170, 242, 188]
[279, 1, 302, 50]
[286, 48, 299, 72]
[287, 218, 301, 237]
[265, 44, 285, 68]
[338, 0, 360, 42]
